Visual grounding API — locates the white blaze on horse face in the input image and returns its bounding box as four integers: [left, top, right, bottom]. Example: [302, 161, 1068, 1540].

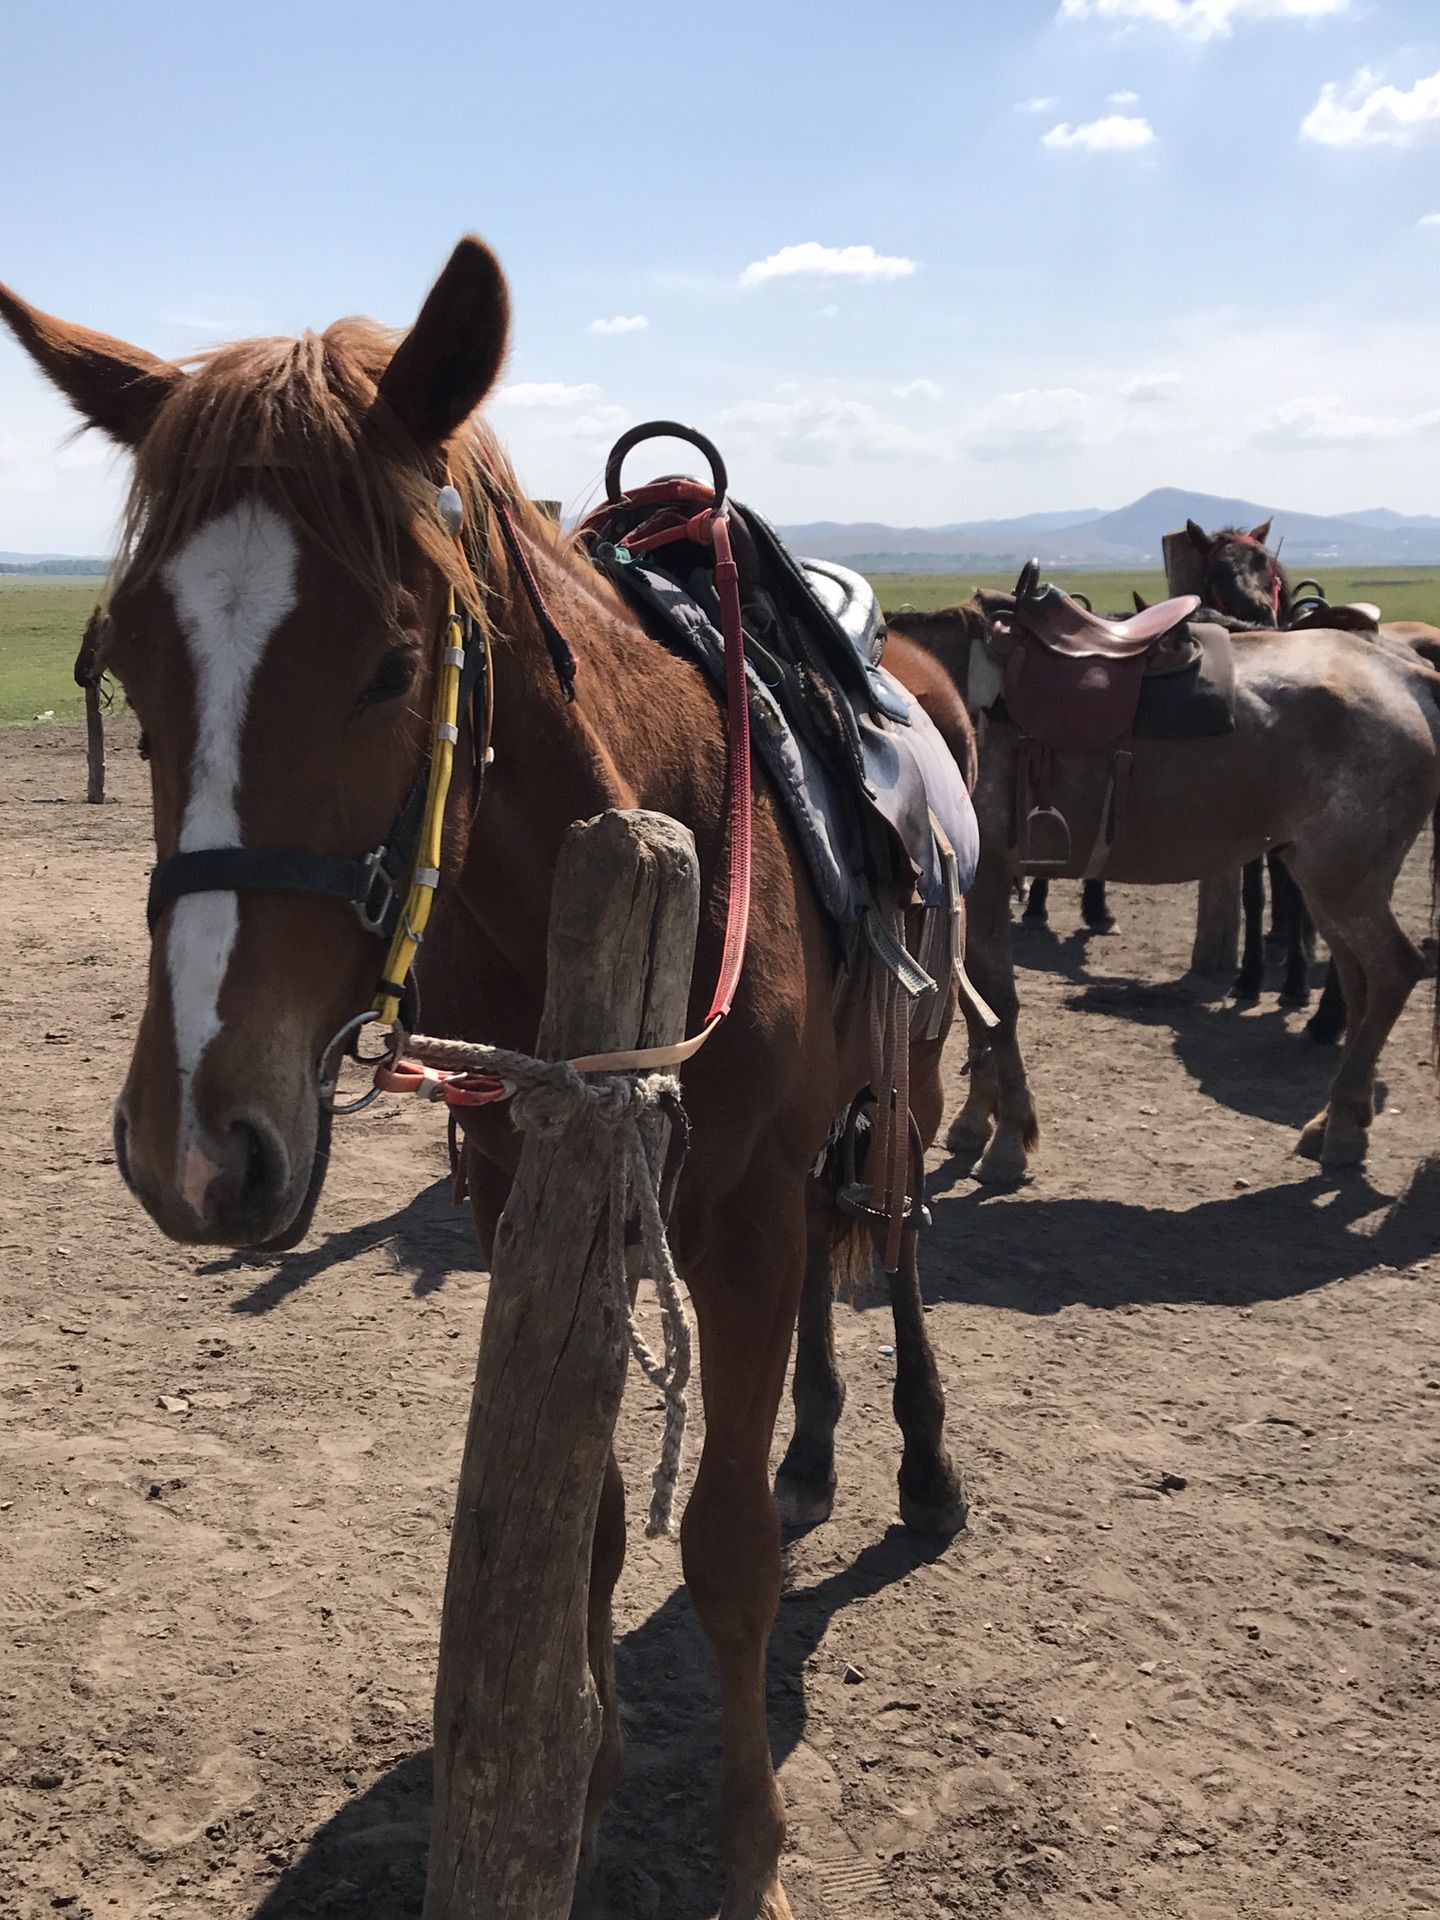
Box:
[161, 502, 299, 1178]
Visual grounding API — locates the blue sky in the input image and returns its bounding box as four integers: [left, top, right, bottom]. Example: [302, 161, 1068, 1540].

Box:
[2, 0, 1439, 550]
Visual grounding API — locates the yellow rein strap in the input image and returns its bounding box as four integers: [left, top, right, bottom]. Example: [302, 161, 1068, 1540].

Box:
[372, 483, 477, 1028]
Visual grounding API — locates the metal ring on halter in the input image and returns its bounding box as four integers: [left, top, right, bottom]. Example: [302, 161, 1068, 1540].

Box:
[318, 1010, 395, 1116]
[603, 420, 728, 508]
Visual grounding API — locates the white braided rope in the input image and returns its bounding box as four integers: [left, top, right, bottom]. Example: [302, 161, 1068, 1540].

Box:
[403, 1034, 691, 1538]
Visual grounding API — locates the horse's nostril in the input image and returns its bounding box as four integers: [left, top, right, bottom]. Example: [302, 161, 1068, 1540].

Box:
[226, 1116, 287, 1218]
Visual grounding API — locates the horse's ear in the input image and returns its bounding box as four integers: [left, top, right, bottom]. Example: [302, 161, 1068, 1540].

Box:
[1132, 589, 1148, 611]
[376, 237, 510, 449]
[1185, 519, 1212, 554]
[0, 282, 178, 447]
[1249, 516, 1273, 545]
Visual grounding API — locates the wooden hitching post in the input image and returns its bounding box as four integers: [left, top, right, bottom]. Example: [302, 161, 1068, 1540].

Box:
[84, 681, 105, 804]
[424, 808, 700, 1920]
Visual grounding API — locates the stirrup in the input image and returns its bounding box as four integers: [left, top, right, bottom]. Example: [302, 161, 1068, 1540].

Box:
[1018, 803, 1072, 874]
[833, 1092, 932, 1231]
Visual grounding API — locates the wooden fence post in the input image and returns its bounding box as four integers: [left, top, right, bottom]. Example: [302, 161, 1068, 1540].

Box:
[84, 681, 105, 804]
[1191, 872, 1240, 976]
[424, 808, 700, 1920]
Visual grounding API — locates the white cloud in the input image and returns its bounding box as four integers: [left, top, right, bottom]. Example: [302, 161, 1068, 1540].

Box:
[1059, 0, 1350, 40]
[968, 387, 1098, 460]
[1249, 394, 1440, 450]
[1420, 213, 1440, 227]
[895, 378, 943, 401]
[1109, 89, 1141, 104]
[715, 391, 931, 466]
[494, 381, 604, 410]
[569, 403, 631, 439]
[1121, 369, 1183, 403]
[1302, 68, 1440, 148]
[1043, 114, 1156, 151]
[1017, 95, 1059, 112]
[587, 314, 649, 335]
[739, 242, 918, 288]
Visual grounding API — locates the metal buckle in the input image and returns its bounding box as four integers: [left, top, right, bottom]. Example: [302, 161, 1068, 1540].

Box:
[354, 849, 397, 935]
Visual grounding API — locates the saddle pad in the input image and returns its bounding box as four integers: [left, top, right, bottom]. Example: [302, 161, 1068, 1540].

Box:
[617, 564, 978, 938]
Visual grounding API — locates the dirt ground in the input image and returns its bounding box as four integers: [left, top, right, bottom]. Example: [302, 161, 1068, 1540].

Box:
[2, 721, 1438, 1920]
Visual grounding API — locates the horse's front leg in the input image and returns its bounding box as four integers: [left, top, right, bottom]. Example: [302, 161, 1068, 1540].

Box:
[682, 1175, 806, 1920]
[1233, 857, 1266, 1001]
[1081, 877, 1116, 932]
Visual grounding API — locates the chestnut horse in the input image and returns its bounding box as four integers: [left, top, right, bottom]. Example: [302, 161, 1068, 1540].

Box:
[889, 597, 1440, 1181]
[0, 239, 975, 1920]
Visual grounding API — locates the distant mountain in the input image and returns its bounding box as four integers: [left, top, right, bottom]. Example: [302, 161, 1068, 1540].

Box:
[780, 488, 1440, 570]
[1341, 508, 1440, 532]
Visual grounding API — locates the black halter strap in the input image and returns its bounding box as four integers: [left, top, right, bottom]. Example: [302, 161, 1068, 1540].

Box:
[144, 614, 492, 937]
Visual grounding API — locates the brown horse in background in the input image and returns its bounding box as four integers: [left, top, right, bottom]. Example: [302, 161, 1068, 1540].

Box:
[889, 599, 1440, 1181]
[0, 239, 976, 1920]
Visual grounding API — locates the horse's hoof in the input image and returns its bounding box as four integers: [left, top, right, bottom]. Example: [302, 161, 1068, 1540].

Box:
[1304, 1019, 1343, 1046]
[974, 1135, 1030, 1185]
[899, 1479, 968, 1538]
[1084, 912, 1118, 934]
[721, 1879, 794, 1920]
[1231, 981, 1261, 1006]
[945, 1111, 993, 1154]
[774, 1471, 835, 1531]
[1295, 1114, 1328, 1160]
[1320, 1122, 1369, 1169]
[1278, 988, 1311, 1011]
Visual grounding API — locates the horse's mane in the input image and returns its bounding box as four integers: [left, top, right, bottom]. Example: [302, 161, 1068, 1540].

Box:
[115, 318, 556, 620]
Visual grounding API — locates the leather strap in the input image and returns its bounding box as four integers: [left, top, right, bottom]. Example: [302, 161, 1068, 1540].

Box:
[147, 848, 379, 932]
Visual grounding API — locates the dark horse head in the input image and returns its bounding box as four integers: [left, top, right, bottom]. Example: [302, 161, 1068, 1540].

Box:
[1185, 517, 1289, 627]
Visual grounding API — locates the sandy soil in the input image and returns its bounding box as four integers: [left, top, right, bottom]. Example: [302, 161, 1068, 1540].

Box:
[2, 722, 1438, 1920]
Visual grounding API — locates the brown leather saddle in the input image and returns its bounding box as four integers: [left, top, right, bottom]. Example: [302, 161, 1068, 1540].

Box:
[982, 562, 1200, 874]
[986, 562, 1201, 753]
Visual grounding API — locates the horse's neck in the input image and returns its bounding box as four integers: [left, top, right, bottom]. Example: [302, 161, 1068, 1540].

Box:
[435, 529, 702, 1039]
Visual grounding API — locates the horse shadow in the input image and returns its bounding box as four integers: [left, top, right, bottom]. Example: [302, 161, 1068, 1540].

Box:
[1060, 977, 1379, 1127]
[918, 1158, 1440, 1314]
[204, 1176, 478, 1315]
[244, 1527, 951, 1919]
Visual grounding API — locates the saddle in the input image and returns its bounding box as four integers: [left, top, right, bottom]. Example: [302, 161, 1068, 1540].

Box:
[578, 422, 979, 968]
[984, 561, 1200, 754]
[977, 563, 1233, 875]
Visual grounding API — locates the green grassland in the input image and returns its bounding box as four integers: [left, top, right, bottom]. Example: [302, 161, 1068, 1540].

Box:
[2, 567, 1439, 726]
[0, 576, 106, 725]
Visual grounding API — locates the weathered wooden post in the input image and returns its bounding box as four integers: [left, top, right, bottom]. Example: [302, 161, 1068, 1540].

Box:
[76, 607, 107, 805]
[1165, 530, 1239, 975]
[424, 808, 699, 1920]
[1191, 870, 1240, 975]
[84, 680, 105, 804]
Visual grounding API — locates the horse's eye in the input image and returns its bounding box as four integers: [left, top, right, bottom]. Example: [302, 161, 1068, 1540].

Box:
[359, 650, 417, 708]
